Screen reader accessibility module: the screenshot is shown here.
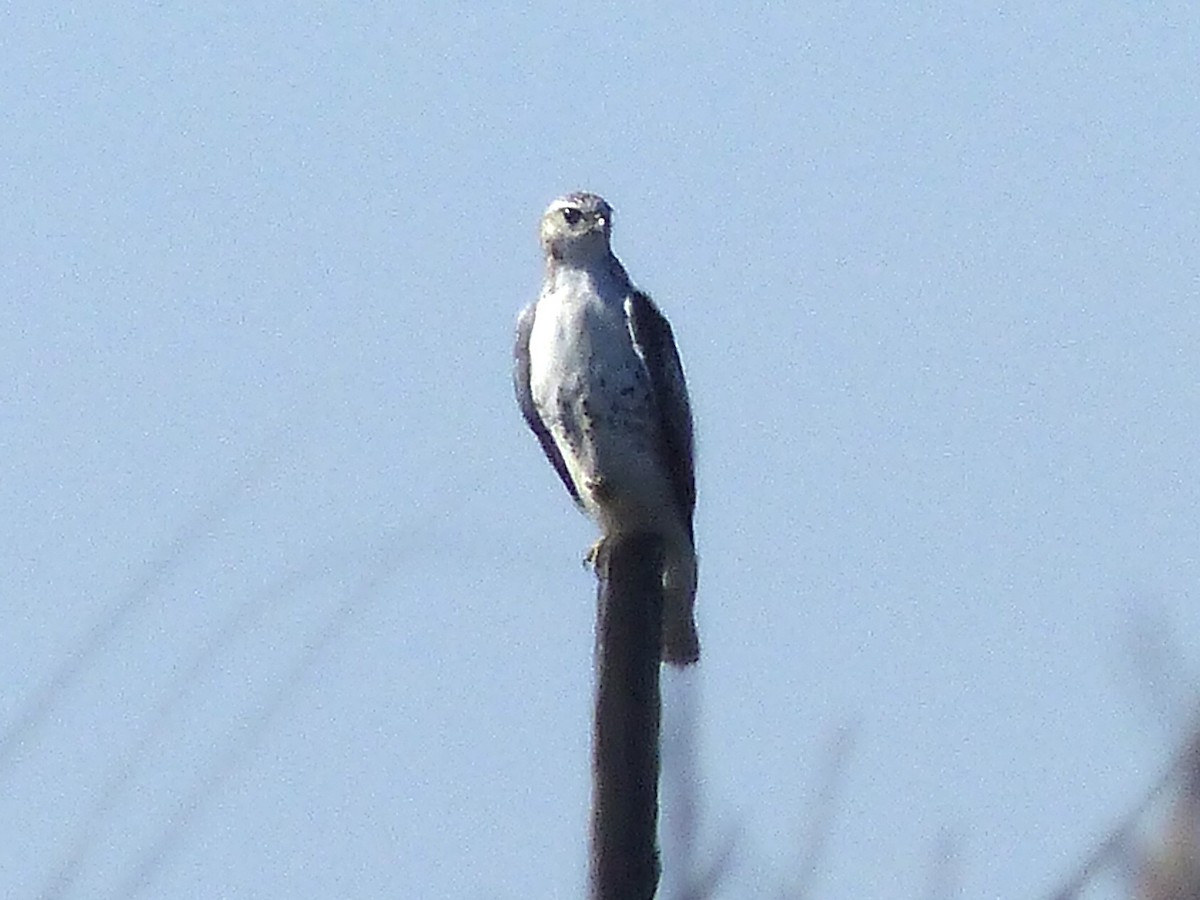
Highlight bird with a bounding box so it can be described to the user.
[513,191,699,665]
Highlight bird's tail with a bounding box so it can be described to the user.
[662,540,699,666]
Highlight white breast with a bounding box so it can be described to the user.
[528,268,639,413]
[528,266,669,531]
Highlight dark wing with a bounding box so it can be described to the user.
[626,291,696,538]
[513,302,583,506]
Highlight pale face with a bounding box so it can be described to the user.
[539,192,614,261]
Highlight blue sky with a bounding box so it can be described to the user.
[3,3,1199,898]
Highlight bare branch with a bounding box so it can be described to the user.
[1047,727,1200,900]
[786,722,856,900]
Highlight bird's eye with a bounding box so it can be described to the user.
[562,208,583,226]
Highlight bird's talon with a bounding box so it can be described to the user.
[583,538,606,570]
[585,476,613,502]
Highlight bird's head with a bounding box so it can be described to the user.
[539,192,614,263]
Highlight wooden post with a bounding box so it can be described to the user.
[589,532,664,900]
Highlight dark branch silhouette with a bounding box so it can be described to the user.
[590,532,665,900]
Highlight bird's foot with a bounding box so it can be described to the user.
[584,475,614,502]
[582,537,607,571]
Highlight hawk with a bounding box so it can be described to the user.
[513,192,699,665]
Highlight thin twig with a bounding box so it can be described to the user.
[1047,727,1200,900]
[788,722,856,900]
